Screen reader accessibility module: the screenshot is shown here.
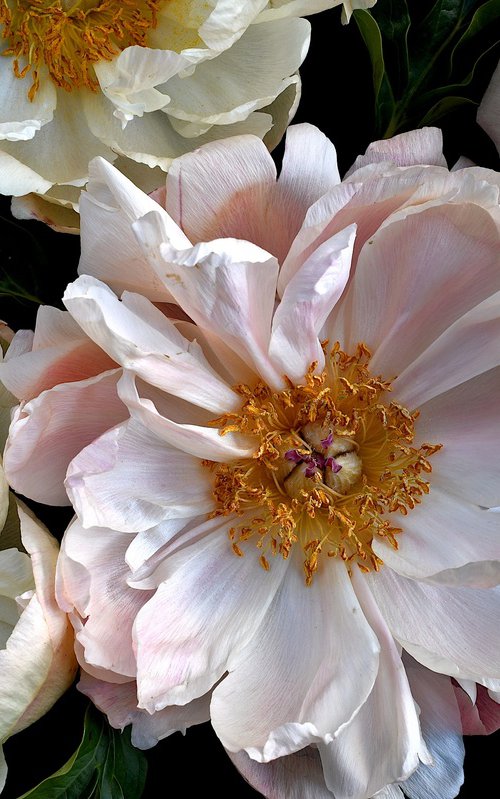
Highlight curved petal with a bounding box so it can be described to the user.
[372,486,500,588]
[66,419,213,532]
[345,128,446,178]
[477,60,500,156]
[3,369,125,505]
[454,683,500,736]
[318,571,425,799]
[0,62,56,142]
[134,522,289,711]
[211,558,380,761]
[228,746,333,799]
[366,568,500,688]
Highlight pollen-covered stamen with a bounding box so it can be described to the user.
[1,0,163,99]
[205,343,442,586]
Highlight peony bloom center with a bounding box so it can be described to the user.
[1,0,164,99]
[205,344,442,586]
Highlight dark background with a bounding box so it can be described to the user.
[1,2,499,797]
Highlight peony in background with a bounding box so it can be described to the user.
[0,1,499,798]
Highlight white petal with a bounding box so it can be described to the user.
[134,523,289,710]
[211,558,380,761]
[66,419,213,532]
[477,61,500,156]
[0,62,56,141]
[228,746,333,799]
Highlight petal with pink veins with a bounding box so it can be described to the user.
[65,419,213,532]
[345,128,446,178]
[210,558,380,761]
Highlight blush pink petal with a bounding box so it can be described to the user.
[477,60,500,156]
[134,523,289,711]
[345,128,447,177]
[63,276,239,414]
[372,486,500,588]
[78,673,211,749]
[65,419,213,532]
[79,156,190,301]
[366,569,500,689]
[415,367,500,507]
[334,203,500,376]
[268,225,355,381]
[117,371,254,462]
[318,572,426,799]
[454,683,500,736]
[228,746,333,799]
[392,292,500,409]
[3,369,125,505]
[210,559,380,761]
[0,307,115,401]
[57,518,153,678]
[132,210,284,386]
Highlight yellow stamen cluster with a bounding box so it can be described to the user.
[1,0,163,100]
[204,343,442,586]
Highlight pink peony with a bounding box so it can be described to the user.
[5,124,500,798]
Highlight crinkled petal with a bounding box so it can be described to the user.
[66,418,213,532]
[346,128,446,178]
[134,523,289,710]
[211,558,380,761]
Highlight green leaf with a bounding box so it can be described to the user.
[16,706,147,799]
[353,10,396,135]
[451,0,500,68]
[372,0,411,92]
[417,95,476,126]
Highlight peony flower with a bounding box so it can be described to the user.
[477,60,500,157]
[0,0,375,233]
[6,123,500,798]
[0,490,77,790]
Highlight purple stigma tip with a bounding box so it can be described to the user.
[304,463,317,478]
[285,449,303,463]
[325,456,342,473]
[321,432,334,449]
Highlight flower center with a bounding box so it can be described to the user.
[1,0,164,100]
[204,343,442,586]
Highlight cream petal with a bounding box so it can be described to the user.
[269,224,356,381]
[160,19,309,127]
[199,1,267,50]
[11,190,81,233]
[211,558,380,761]
[318,572,424,799]
[64,276,239,414]
[58,518,152,678]
[118,371,253,462]
[0,62,56,141]
[0,549,33,599]
[366,569,500,688]
[338,203,500,376]
[134,524,289,711]
[133,211,283,386]
[393,292,500,408]
[257,1,367,22]
[414,367,500,507]
[65,419,213,532]
[3,369,125,506]
[228,746,333,799]
[78,672,211,749]
[477,60,500,156]
[346,128,447,178]
[402,661,464,799]
[372,486,500,587]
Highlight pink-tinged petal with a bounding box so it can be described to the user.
[132,209,284,387]
[3,369,125,505]
[0,506,77,743]
[174,320,259,385]
[319,572,425,799]
[454,683,500,736]
[57,518,153,678]
[477,61,500,156]
[134,522,289,711]
[64,276,239,414]
[228,746,333,799]
[118,371,253,462]
[210,558,380,761]
[165,134,277,245]
[372,486,500,588]
[79,156,190,301]
[366,569,500,688]
[79,673,211,749]
[403,660,464,799]
[268,225,355,381]
[346,128,446,177]
[278,123,340,215]
[415,367,500,507]
[393,293,500,409]
[66,419,213,532]
[0,307,115,401]
[337,203,500,376]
